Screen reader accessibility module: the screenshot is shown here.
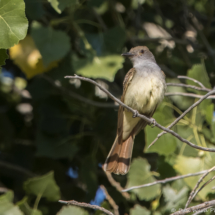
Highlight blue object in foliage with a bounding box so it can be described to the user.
[67,167,79,179]
[90,186,106,206]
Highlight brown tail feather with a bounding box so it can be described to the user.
[103,135,134,175]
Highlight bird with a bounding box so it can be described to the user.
[103,46,166,175]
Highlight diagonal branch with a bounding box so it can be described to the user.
[165,92,215,99]
[59,200,114,215]
[122,169,214,192]
[65,75,215,152]
[185,166,215,208]
[148,88,215,149]
[170,199,215,215]
[166,83,211,92]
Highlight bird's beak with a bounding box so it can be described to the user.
[121,52,134,57]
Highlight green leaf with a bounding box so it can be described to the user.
[73,55,124,82]
[0,191,24,215]
[187,63,211,91]
[31,21,71,66]
[126,158,161,201]
[0,49,8,66]
[166,78,194,110]
[57,205,89,215]
[162,185,188,212]
[206,103,214,125]
[130,205,150,215]
[18,197,42,215]
[174,154,215,200]
[23,171,61,201]
[48,0,78,14]
[145,102,177,155]
[0,0,28,49]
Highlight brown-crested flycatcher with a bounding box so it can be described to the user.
[103,46,166,175]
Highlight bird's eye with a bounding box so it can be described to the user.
[140,50,144,54]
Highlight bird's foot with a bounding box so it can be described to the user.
[150,118,156,127]
[132,110,139,118]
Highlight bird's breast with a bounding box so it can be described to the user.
[124,70,166,114]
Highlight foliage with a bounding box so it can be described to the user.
[1,0,215,215]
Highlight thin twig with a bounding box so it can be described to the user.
[166,83,211,92]
[104,171,130,199]
[122,169,213,192]
[42,75,117,108]
[165,92,215,99]
[185,166,215,208]
[170,199,215,215]
[0,161,36,177]
[148,88,215,148]
[101,185,119,215]
[177,76,206,89]
[65,75,215,152]
[58,200,114,215]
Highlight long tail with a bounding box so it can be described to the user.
[103,135,134,175]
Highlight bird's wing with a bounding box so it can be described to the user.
[117,68,136,145]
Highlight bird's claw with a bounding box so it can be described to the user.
[132,110,139,118]
[150,118,156,127]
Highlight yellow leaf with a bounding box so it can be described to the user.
[9,36,58,79]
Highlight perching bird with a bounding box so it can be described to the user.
[103,46,166,175]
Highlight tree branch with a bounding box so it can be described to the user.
[166,83,211,92]
[177,76,207,89]
[104,170,130,199]
[101,185,119,215]
[165,92,215,99]
[170,199,215,215]
[122,169,213,192]
[58,200,114,215]
[65,75,215,152]
[148,88,215,149]
[185,166,215,208]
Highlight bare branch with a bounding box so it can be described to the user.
[166,83,211,92]
[170,199,215,215]
[101,185,119,215]
[58,200,114,215]
[165,92,215,99]
[104,170,130,199]
[122,169,212,192]
[65,75,215,152]
[148,88,215,149]
[185,166,215,208]
[177,76,207,89]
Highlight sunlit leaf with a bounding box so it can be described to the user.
[186,63,211,91]
[57,205,89,215]
[0,191,24,215]
[31,21,71,66]
[10,36,58,79]
[0,0,28,49]
[130,205,150,215]
[126,158,161,201]
[162,185,188,212]
[174,154,215,200]
[73,55,124,82]
[48,0,78,14]
[23,171,61,201]
[145,102,177,155]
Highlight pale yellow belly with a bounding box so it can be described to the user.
[122,73,165,140]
